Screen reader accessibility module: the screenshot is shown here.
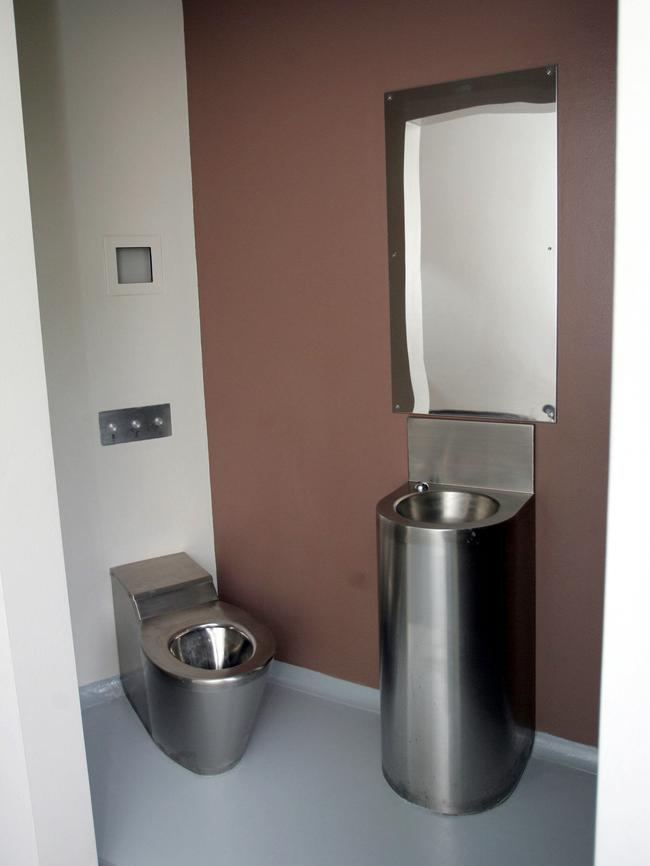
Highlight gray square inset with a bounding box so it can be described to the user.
[105,235,163,295]
[116,246,153,284]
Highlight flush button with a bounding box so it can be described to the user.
[99,404,172,446]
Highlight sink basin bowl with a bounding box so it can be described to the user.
[395,489,499,525]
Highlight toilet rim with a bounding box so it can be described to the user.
[140,599,276,684]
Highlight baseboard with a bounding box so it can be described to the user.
[267,662,598,773]
[79,675,123,709]
[269,660,381,713]
[79,663,597,775]
[531,730,598,775]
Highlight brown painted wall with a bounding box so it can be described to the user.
[183,0,615,745]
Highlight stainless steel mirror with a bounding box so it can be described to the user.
[385,66,557,422]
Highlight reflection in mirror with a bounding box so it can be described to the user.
[386,67,558,422]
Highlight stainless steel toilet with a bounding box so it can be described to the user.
[111,552,275,775]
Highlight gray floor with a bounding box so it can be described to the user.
[83,683,596,866]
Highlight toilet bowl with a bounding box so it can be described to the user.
[111,552,275,775]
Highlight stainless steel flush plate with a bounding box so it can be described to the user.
[99,403,172,445]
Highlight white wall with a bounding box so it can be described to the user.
[0,0,97,861]
[408,104,557,420]
[16,0,216,686]
[0,577,40,866]
[595,1,650,864]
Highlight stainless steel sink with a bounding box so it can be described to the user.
[394,488,499,525]
[381,481,529,531]
[377,479,535,815]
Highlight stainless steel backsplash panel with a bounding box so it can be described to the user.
[407,417,534,493]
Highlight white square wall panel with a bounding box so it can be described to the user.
[104,235,163,295]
